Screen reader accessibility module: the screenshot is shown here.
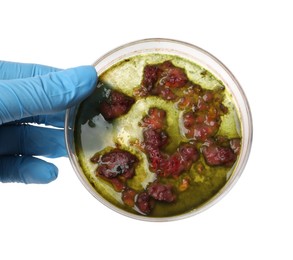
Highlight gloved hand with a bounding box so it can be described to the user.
[0,61,97,184]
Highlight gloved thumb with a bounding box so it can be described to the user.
[0,65,97,124]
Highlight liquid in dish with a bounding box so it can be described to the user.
[74,54,242,217]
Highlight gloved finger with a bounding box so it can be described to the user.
[5,111,66,128]
[0,65,97,125]
[0,156,58,184]
[0,125,66,158]
[0,61,60,80]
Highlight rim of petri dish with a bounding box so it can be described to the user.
[65,38,253,222]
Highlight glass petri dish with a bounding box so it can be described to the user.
[65,38,253,221]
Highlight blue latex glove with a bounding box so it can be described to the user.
[0,61,97,184]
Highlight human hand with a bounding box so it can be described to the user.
[0,61,97,184]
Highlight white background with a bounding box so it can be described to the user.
[1,0,292,259]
